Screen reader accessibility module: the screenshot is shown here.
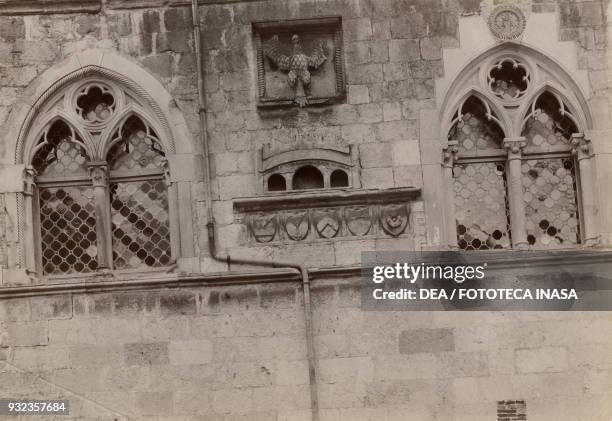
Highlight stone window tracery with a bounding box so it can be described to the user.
[443,50,595,250]
[25,80,176,276]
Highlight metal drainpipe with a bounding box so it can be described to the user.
[190,2,320,420]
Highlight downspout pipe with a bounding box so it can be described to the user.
[190,2,319,420]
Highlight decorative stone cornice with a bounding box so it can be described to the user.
[234,187,420,213]
[0,0,101,15]
[2,249,611,299]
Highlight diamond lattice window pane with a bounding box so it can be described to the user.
[39,186,98,274]
[454,162,511,250]
[522,158,580,249]
[522,91,578,148]
[107,116,165,171]
[32,120,89,177]
[449,96,505,154]
[110,180,172,269]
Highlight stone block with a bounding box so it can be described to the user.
[389,39,420,62]
[0,164,24,193]
[383,102,402,121]
[2,321,48,347]
[346,41,371,64]
[12,345,70,370]
[160,290,197,316]
[347,63,383,84]
[370,40,389,63]
[70,344,122,368]
[259,285,297,310]
[420,37,442,60]
[394,164,423,188]
[141,10,160,33]
[348,84,369,104]
[437,351,489,378]
[164,7,192,32]
[398,328,454,354]
[0,17,25,41]
[515,347,569,373]
[360,167,394,189]
[376,119,418,142]
[30,295,72,320]
[124,342,169,366]
[168,339,213,365]
[112,292,157,316]
[211,388,253,414]
[344,18,372,41]
[390,15,427,39]
[391,139,421,166]
[142,53,173,78]
[135,391,173,416]
[0,297,30,322]
[156,31,192,53]
[359,142,392,168]
[357,103,383,123]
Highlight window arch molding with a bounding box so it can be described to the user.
[442,87,512,141]
[438,42,593,141]
[7,50,199,276]
[440,43,597,250]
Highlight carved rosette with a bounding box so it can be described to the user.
[487,5,526,41]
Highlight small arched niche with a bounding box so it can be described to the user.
[267,173,287,191]
[330,169,349,188]
[292,166,324,190]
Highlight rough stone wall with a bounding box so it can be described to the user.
[1,282,611,420]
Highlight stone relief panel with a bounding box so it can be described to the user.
[234,189,420,245]
[253,17,345,108]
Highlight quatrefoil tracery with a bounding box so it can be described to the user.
[75,83,116,125]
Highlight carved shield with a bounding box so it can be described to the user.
[249,214,278,243]
[284,210,310,241]
[345,206,372,236]
[313,209,341,239]
[379,204,409,237]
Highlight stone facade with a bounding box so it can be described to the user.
[0,0,611,420]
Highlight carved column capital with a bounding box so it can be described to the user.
[161,158,172,187]
[442,140,459,168]
[570,133,592,160]
[88,162,109,187]
[23,166,37,196]
[503,137,527,160]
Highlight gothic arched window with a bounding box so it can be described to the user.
[442,50,595,251]
[25,80,176,276]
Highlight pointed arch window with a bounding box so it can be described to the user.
[444,86,594,250]
[448,95,511,250]
[25,80,177,277]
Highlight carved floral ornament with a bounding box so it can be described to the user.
[487,5,526,41]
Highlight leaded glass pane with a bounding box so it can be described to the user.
[522,92,578,148]
[39,186,97,275]
[32,121,89,177]
[110,180,172,269]
[107,116,165,171]
[454,162,511,250]
[522,158,580,249]
[448,96,505,154]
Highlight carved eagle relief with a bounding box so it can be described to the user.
[263,34,327,106]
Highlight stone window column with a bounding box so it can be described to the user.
[88,162,112,270]
[23,166,38,273]
[571,133,598,246]
[442,140,459,248]
[503,137,528,249]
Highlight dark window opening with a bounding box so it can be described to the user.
[292,165,324,190]
[267,173,287,191]
[330,169,349,188]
